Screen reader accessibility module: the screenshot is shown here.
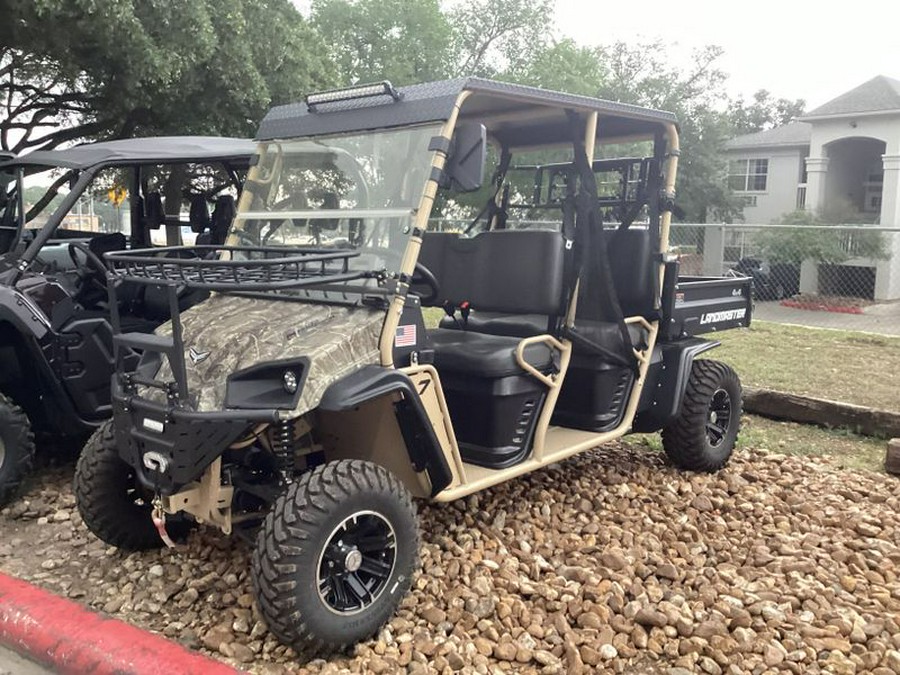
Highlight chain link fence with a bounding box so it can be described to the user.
[671,223,900,336]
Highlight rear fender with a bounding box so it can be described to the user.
[632,337,719,433]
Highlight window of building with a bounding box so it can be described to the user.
[728,158,768,192]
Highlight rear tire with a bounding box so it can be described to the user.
[0,392,35,508]
[252,459,419,654]
[662,359,741,472]
[74,420,192,550]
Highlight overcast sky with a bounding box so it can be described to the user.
[557,0,900,109]
[295,0,900,110]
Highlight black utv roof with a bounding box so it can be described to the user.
[257,78,677,147]
[0,136,256,171]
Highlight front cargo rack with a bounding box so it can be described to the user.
[104,245,367,292]
[104,245,375,405]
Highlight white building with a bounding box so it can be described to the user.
[725,75,900,299]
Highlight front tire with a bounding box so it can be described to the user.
[74,421,191,550]
[252,459,419,654]
[0,392,35,507]
[662,359,742,471]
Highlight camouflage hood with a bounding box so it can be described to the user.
[156,294,384,415]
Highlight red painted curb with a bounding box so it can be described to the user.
[0,572,242,675]
[780,299,864,314]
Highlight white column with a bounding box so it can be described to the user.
[874,154,900,300]
[800,157,830,295]
[804,157,829,214]
[703,225,726,276]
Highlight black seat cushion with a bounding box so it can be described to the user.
[438,312,549,338]
[428,329,553,378]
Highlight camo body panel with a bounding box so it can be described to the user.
[154,294,384,415]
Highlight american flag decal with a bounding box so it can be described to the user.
[394,324,417,347]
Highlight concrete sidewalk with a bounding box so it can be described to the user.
[754,299,900,336]
[0,643,51,675]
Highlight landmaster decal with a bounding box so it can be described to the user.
[699,308,747,325]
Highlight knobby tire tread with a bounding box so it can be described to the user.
[252,459,419,655]
[0,392,35,508]
[661,359,742,472]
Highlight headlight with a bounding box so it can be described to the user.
[283,370,298,394]
[224,358,309,410]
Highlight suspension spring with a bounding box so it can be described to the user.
[273,419,294,472]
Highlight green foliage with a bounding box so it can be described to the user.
[727,90,806,134]
[310,0,451,85]
[4,0,810,225]
[1,0,335,151]
[755,209,888,265]
[508,39,606,96]
[448,0,554,76]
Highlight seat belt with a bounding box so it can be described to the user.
[464,148,511,235]
[565,111,638,373]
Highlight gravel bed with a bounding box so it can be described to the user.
[2,444,900,675]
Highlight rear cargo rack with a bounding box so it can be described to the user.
[104,245,367,292]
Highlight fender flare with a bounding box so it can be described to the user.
[632,337,720,433]
[319,365,453,497]
[0,286,50,340]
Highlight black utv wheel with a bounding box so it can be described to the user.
[252,459,419,654]
[0,393,35,508]
[74,421,192,550]
[662,359,742,472]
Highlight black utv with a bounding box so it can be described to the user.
[0,137,254,505]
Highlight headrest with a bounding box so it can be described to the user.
[212,195,236,225]
[188,194,211,234]
[144,192,164,230]
[209,195,237,245]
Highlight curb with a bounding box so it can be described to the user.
[744,386,900,438]
[0,572,241,675]
[779,299,864,314]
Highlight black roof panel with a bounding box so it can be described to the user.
[0,136,256,171]
[256,78,676,143]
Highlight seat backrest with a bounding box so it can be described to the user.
[188,194,211,234]
[209,195,236,245]
[420,230,566,316]
[608,227,656,317]
[144,192,165,230]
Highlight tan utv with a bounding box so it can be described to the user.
[74,79,751,653]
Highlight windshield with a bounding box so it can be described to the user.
[228,124,440,288]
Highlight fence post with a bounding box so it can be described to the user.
[703,224,726,276]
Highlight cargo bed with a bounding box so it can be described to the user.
[662,274,752,339]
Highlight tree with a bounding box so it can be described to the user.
[310,0,451,85]
[510,39,607,96]
[0,0,335,152]
[449,0,554,77]
[727,90,806,134]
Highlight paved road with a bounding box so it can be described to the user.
[754,299,900,336]
[0,644,51,675]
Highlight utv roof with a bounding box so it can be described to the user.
[0,136,256,171]
[257,78,677,148]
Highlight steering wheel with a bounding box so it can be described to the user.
[410,262,439,304]
[355,246,440,304]
[68,242,109,288]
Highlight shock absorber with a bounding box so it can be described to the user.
[272,419,294,475]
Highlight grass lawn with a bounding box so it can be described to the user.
[710,321,900,411]
[627,414,887,473]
